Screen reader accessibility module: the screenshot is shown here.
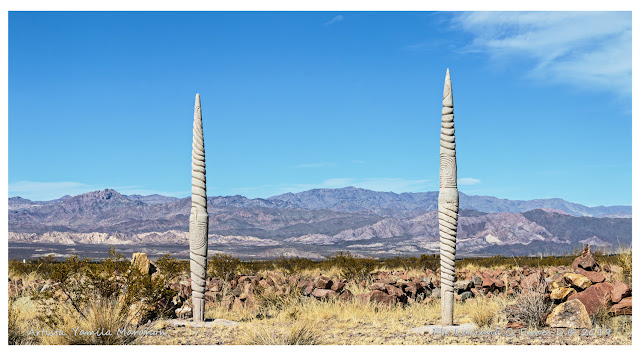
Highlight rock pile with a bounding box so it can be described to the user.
[546,246,632,327]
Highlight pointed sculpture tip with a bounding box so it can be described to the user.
[443,68,453,106]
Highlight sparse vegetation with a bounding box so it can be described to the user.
[208,253,241,282]
[511,275,553,328]
[8,249,632,345]
[238,320,323,345]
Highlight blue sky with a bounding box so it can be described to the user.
[8,11,632,206]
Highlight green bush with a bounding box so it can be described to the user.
[208,253,241,282]
[325,251,377,281]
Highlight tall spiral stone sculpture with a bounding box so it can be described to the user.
[439,69,458,326]
[189,93,208,322]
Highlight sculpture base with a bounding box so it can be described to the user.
[407,323,476,335]
[169,319,239,328]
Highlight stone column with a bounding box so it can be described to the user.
[438,69,458,326]
[189,93,208,322]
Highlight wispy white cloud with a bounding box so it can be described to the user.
[458,177,481,186]
[352,160,365,164]
[295,162,334,168]
[451,11,631,96]
[8,181,189,201]
[324,15,344,26]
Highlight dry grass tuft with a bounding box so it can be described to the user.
[8,297,40,345]
[469,299,500,327]
[238,320,323,345]
[614,248,632,286]
[42,299,138,345]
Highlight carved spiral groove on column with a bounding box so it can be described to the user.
[191,101,207,212]
[439,69,458,323]
[189,94,208,320]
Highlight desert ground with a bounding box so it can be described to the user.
[8,248,632,345]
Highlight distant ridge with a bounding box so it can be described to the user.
[9,187,631,258]
[10,186,631,218]
[267,186,629,217]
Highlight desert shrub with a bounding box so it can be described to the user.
[383,256,418,271]
[120,268,179,324]
[324,252,377,281]
[155,253,185,278]
[273,256,314,275]
[511,277,552,328]
[32,248,179,333]
[208,253,241,282]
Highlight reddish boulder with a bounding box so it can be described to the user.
[315,276,332,289]
[265,276,276,286]
[567,282,613,315]
[302,283,314,296]
[369,282,387,291]
[232,297,244,311]
[404,281,425,298]
[571,251,600,272]
[312,288,339,299]
[259,279,271,289]
[575,267,606,284]
[385,284,404,297]
[339,289,354,302]
[204,291,219,302]
[611,281,631,303]
[521,271,544,291]
[362,290,397,306]
[609,297,632,315]
[220,295,234,310]
[331,280,346,293]
[506,321,526,329]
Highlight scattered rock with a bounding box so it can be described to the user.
[312,288,338,299]
[131,252,157,275]
[220,295,234,310]
[175,304,192,319]
[550,287,576,302]
[611,281,631,303]
[506,321,526,329]
[339,289,354,302]
[522,271,544,290]
[331,280,346,293]
[571,246,600,272]
[609,297,632,316]
[567,282,613,315]
[563,273,592,290]
[460,291,474,302]
[454,280,473,293]
[574,268,606,284]
[315,276,332,289]
[546,299,592,329]
[367,290,397,305]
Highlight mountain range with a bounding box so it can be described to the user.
[8,187,632,259]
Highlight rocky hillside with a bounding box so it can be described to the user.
[8,188,632,258]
